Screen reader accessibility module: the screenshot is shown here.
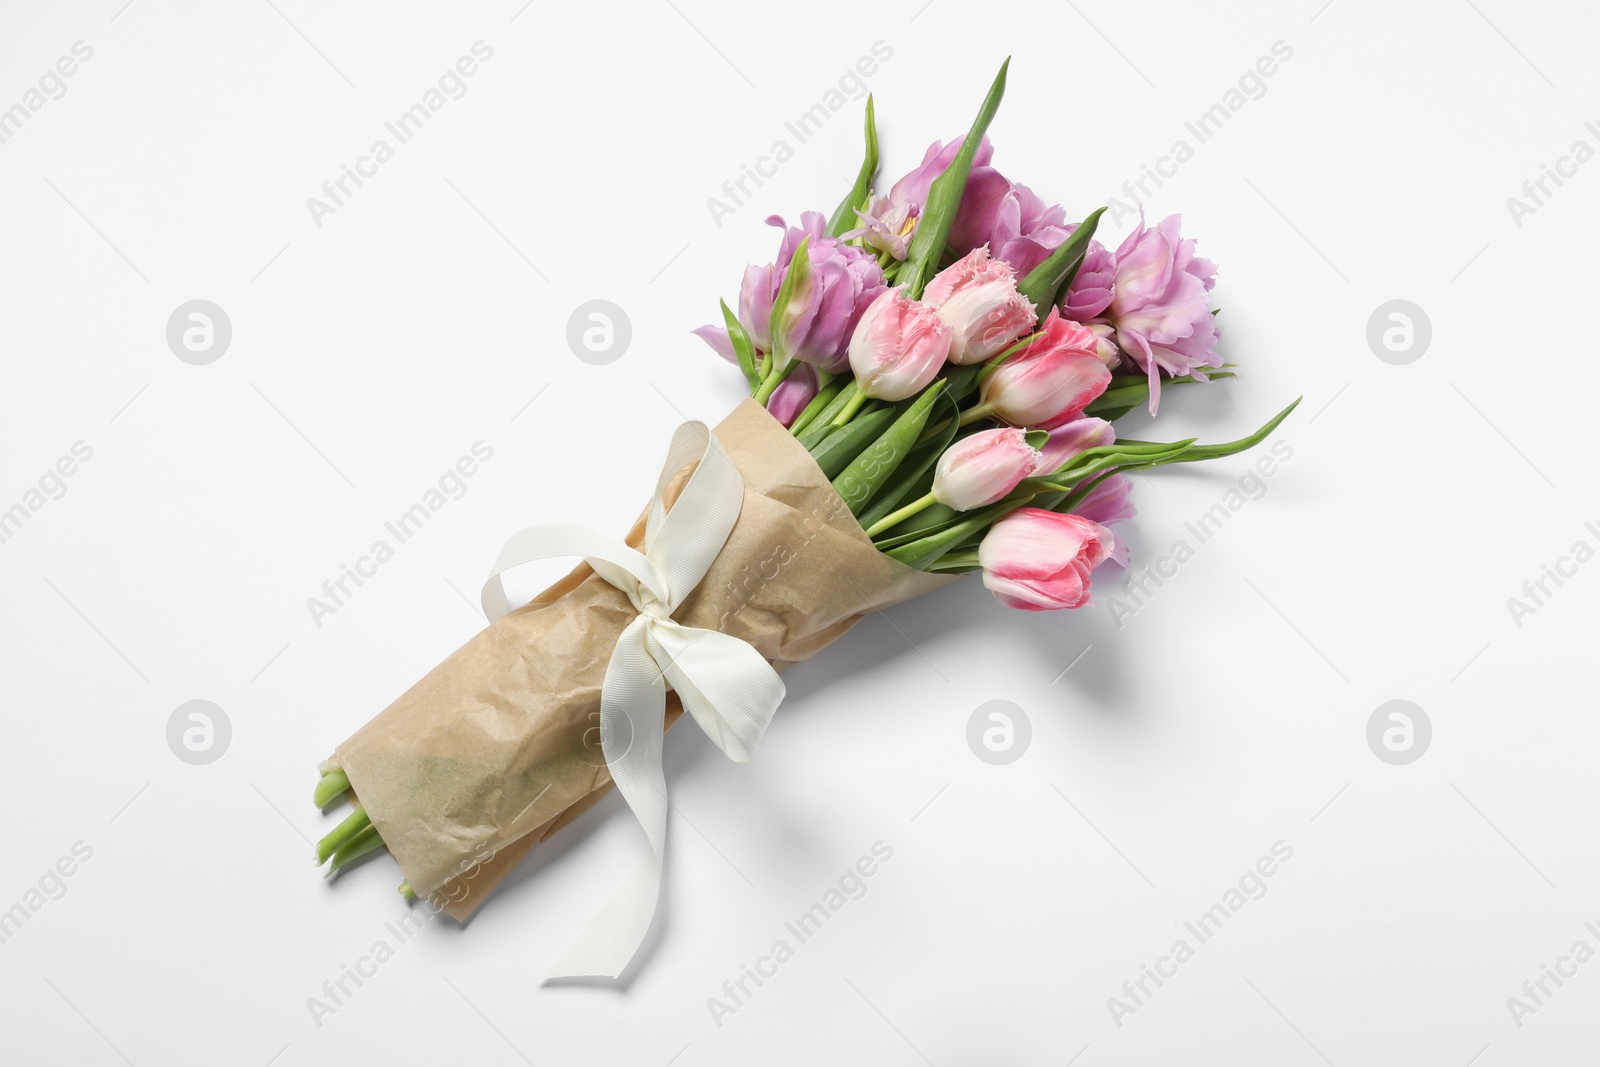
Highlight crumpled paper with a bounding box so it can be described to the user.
[334,399,954,919]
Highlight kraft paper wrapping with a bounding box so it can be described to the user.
[334,399,954,919]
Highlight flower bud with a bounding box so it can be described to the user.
[931,427,1041,511]
[766,363,818,427]
[977,309,1110,429]
[847,288,953,401]
[978,508,1115,611]
[924,247,1038,364]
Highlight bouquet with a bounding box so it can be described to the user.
[310,59,1296,978]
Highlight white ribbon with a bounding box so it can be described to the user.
[479,420,785,978]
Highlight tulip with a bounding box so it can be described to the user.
[949,173,1072,279]
[1036,417,1115,475]
[1057,213,1222,413]
[978,508,1114,611]
[845,137,993,261]
[932,427,1041,511]
[1058,237,1115,321]
[924,247,1038,365]
[1085,322,1119,366]
[863,136,1073,277]
[694,211,885,375]
[845,193,919,261]
[846,288,953,402]
[972,309,1111,429]
[765,363,818,427]
[1071,474,1134,567]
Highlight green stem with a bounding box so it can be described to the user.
[399,880,416,901]
[316,807,370,866]
[831,388,871,428]
[753,359,795,404]
[864,491,938,538]
[915,416,953,445]
[314,766,351,810]
[327,824,385,875]
[976,329,1044,384]
[789,377,845,437]
[956,401,996,427]
[927,549,981,572]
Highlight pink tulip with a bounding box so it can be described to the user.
[978,508,1115,611]
[848,288,953,401]
[977,309,1111,429]
[931,427,1041,511]
[1036,417,1115,474]
[924,247,1038,365]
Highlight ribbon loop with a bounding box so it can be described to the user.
[478,420,786,978]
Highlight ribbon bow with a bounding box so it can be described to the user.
[480,421,785,978]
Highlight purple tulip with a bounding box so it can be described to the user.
[1059,235,1116,321]
[1059,213,1223,413]
[950,172,1071,279]
[1036,417,1115,474]
[695,212,885,375]
[1072,473,1135,568]
[765,362,819,427]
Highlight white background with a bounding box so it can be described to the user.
[1,0,1595,1063]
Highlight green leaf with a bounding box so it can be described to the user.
[873,502,961,549]
[722,299,760,392]
[886,496,1033,569]
[943,362,984,403]
[828,96,879,237]
[808,406,898,479]
[857,394,961,529]
[1118,397,1302,464]
[1083,370,1238,417]
[900,59,1010,299]
[975,328,1044,386]
[832,382,946,515]
[1016,206,1105,316]
[767,235,813,368]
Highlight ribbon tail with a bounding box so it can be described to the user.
[538,852,661,979]
[651,624,784,763]
[540,618,669,980]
